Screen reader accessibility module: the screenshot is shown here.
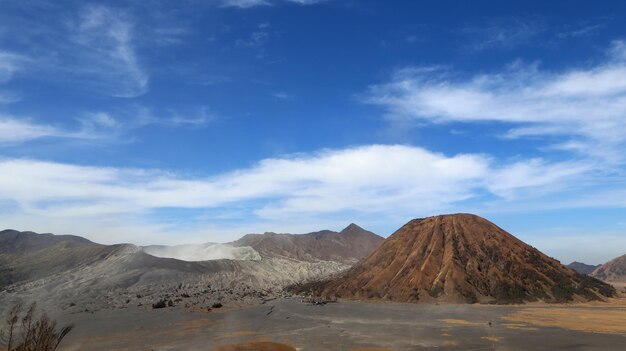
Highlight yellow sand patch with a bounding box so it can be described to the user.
[502,323,538,331]
[215,339,297,351]
[502,307,626,334]
[481,336,500,342]
[215,331,258,340]
[440,318,485,326]
[349,348,393,351]
[442,340,458,346]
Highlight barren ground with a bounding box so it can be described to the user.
[42,297,626,351]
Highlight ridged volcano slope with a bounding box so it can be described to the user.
[232,223,383,263]
[313,214,615,304]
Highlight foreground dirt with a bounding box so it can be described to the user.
[48,297,626,350]
[501,296,626,334]
[214,340,297,351]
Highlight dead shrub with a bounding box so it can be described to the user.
[0,302,73,351]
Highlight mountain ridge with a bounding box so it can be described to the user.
[591,254,626,282]
[232,223,384,263]
[567,261,601,275]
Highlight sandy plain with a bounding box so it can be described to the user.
[48,296,626,351]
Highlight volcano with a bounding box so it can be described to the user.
[310,214,615,304]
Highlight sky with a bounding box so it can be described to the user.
[0,0,625,264]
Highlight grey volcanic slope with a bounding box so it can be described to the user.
[592,254,626,282]
[232,223,384,263]
[310,214,615,304]
[1,225,381,311]
[0,229,117,288]
[568,261,601,275]
[0,229,94,254]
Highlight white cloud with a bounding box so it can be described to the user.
[464,18,544,51]
[272,91,292,100]
[221,0,326,8]
[486,159,592,199]
[284,0,327,4]
[221,0,272,8]
[0,51,28,83]
[70,5,148,97]
[0,144,591,244]
[0,115,122,144]
[0,105,215,146]
[365,41,626,162]
[0,118,65,143]
[0,91,20,104]
[236,24,271,58]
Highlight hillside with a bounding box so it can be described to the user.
[592,254,626,282]
[567,261,601,275]
[232,223,384,263]
[0,229,116,288]
[308,214,615,304]
[0,229,95,254]
[1,225,381,312]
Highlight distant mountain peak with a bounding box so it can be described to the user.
[567,261,600,275]
[232,226,383,263]
[591,254,626,282]
[342,223,364,232]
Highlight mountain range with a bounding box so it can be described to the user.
[0,224,383,312]
[1,214,622,310]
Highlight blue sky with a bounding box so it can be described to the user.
[1,0,625,264]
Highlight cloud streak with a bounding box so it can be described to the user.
[0,51,28,83]
[221,0,327,8]
[0,144,594,244]
[364,41,626,162]
[70,5,148,97]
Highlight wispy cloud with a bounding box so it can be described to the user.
[221,0,327,8]
[284,0,328,4]
[0,115,119,144]
[221,0,272,8]
[555,24,604,39]
[272,91,293,100]
[236,23,272,59]
[0,51,28,83]
[0,105,215,146]
[69,5,148,97]
[0,91,20,104]
[132,106,216,129]
[0,144,593,243]
[364,40,626,163]
[0,118,67,143]
[463,18,545,51]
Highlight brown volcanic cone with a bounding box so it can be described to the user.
[312,214,615,304]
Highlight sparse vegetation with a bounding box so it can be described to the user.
[409,288,420,301]
[492,283,526,304]
[551,284,575,303]
[0,302,73,351]
[428,286,444,298]
[152,299,174,309]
